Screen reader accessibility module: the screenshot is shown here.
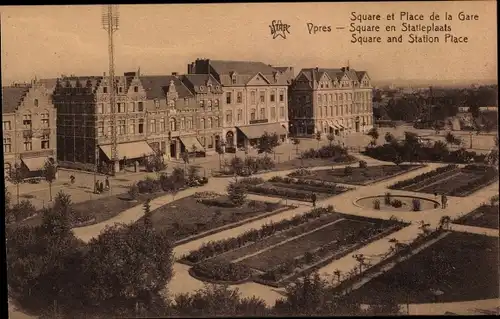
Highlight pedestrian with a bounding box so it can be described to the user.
[95,181,100,194]
[311,193,317,208]
[105,176,110,191]
[99,181,104,193]
[70,175,75,184]
[442,194,448,209]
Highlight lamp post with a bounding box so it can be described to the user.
[469,131,473,149]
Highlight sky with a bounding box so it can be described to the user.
[1,1,497,85]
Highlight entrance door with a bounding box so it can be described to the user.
[355,121,360,132]
[170,142,176,158]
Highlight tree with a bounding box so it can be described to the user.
[229,156,245,176]
[333,269,342,284]
[143,199,152,229]
[315,132,322,148]
[167,167,186,200]
[42,159,57,202]
[8,163,25,204]
[82,222,174,316]
[452,136,463,149]
[438,215,451,230]
[181,152,189,172]
[257,132,280,158]
[384,132,395,144]
[352,253,367,275]
[145,152,167,174]
[326,133,335,146]
[292,137,301,155]
[191,144,198,163]
[367,127,379,145]
[42,191,73,235]
[226,181,247,206]
[445,131,456,149]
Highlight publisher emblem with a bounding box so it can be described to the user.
[269,20,291,39]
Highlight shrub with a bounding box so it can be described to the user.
[239,177,265,185]
[137,177,161,193]
[344,166,354,176]
[384,192,391,205]
[191,260,252,282]
[289,168,312,177]
[390,165,458,189]
[300,144,349,159]
[8,200,38,223]
[127,183,139,200]
[390,199,403,208]
[246,185,314,201]
[199,198,236,208]
[256,156,275,171]
[373,199,381,210]
[265,202,281,212]
[359,160,368,169]
[193,191,219,199]
[412,199,421,211]
[227,181,247,206]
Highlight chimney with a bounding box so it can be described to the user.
[341,67,346,72]
[315,67,319,71]
[346,66,350,71]
[172,72,178,77]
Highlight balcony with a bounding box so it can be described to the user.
[249,119,269,124]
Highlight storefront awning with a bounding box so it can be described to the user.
[237,123,288,139]
[100,141,154,160]
[22,157,48,171]
[180,136,204,152]
[337,123,346,129]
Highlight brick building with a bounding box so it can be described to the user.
[187,59,291,148]
[289,66,374,137]
[2,81,57,181]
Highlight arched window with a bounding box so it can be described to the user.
[214,117,219,128]
[200,118,205,129]
[34,99,39,107]
[250,109,256,121]
[207,118,212,129]
[180,117,185,129]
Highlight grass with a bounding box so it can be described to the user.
[212,213,343,263]
[454,204,499,229]
[348,232,499,304]
[17,192,164,228]
[238,219,371,271]
[303,165,423,186]
[273,156,358,171]
[139,195,287,242]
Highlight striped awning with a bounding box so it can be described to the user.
[22,157,48,171]
[100,141,154,160]
[180,136,204,152]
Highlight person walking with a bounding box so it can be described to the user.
[105,176,110,191]
[311,193,317,208]
[95,181,100,194]
[442,194,448,209]
[99,181,104,193]
[70,175,75,185]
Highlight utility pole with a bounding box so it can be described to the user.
[102,5,120,175]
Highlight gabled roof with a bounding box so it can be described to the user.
[181,74,222,94]
[297,68,368,83]
[209,60,277,76]
[2,86,31,113]
[37,78,59,93]
[139,75,193,99]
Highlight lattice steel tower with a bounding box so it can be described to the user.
[101,5,120,173]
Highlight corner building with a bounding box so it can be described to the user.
[289,66,374,137]
[2,81,57,181]
[187,59,292,149]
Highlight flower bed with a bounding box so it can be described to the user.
[190,260,252,283]
[246,184,341,201]
[269,176,343,189]
[180,206,335,264]
[389,165,458,189]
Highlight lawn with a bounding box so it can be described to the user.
[238,219,370,271]
[301,165,423,186]
[273,156,357,171]
[139,194,288,242]
[454,204,499,229]
[16,192,164,228]
[212,213,343,263]
[348,232,499,304]
[401,167,498,197]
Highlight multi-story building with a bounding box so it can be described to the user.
[289,66,374,137]
[48,71,224,174]
[187,59,291,148]
[2,81,57,180]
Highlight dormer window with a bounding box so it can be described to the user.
[168,100,175,108]
[320,84,324,88]
[200,100,205,107]
[184,98,189,106]
[34,99,39,107]
[154,99,160,109]
[232,77,237,85]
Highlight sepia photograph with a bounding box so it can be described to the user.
[1,1,498,318]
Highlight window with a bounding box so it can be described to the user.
[250,109,256,121]
[349,93,353,100]
[251,91,256,104]
[280,107,285,118]
[160,118,165,132]
[180,117,185,129]
[226,92,232,104]
[41,113,49,127]
[134,86,138,92]
[107,125,112,137]
[138,119,144,133]
[232,77,237,84]
[330,106,333,117]
[187,118,193,129]
[324,106,328,117]
[34,99,39,107]
[214,117,219,127]
[138,102,144,112]
[24,138,32,151]
[127,102,134,112]
[168,100,175,108]
[23,114,32,128]
[207,118,212,128]
[271,107,276,120]
[103,87,108,93]
[128,120,135,134]
[149,119,156,133]
[118,120,126,134]
[200,100,205,108]
[260,108,266,119]
[3,138,12,153]
[237,92,243,103]
[259,91,265,103]
[235,109,241,122]
[154,100,160,109]
[336,105,339,116]
[119,87,123,93]
[207,100,212,108]
[208,136,214,148]
[318,94,322,104]
[106,103,111,114]
[97,103,103,114]
[118,103,125,113]
[200,118,205,129]
[270,92,275,102]
[279,92,284,102]
[170,118,177,131]
[339,94,343,101]
[3,121,11,130]
[214,99,219,107]
[226,111,232,124]
[184,98,189,106]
